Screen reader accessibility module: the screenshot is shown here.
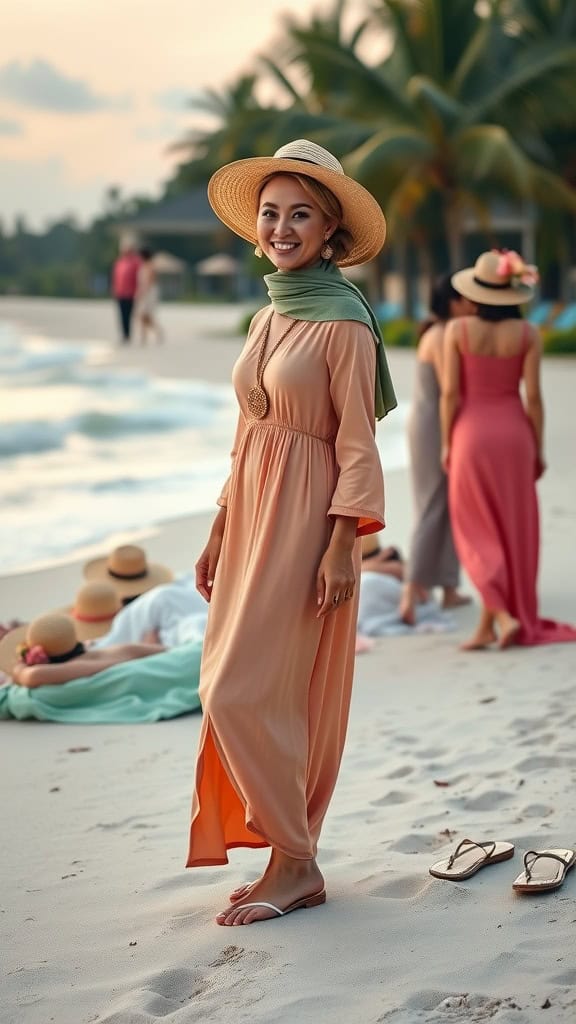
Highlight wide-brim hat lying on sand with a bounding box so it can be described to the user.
[0,589,120,675]
[207,139,386,268]
[83,544,173,598]
[0,613,88,677]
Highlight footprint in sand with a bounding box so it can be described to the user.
[98,966,209,1021]
[371,790,413,807]
[551,969,576,986]
[386,765,414,780]
[389,833,446,854]
[355,871,432,900]
[515,755,569,772]
[519,802,554,818]
[458,790,514,811]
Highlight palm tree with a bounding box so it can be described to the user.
[329,0,576,268]
[168,0,576,304]
[168,75,282,191]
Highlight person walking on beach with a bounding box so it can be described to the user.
[111,239,141,343]
[442,250,576,650]
[400,274,475,625]
[136,248,164,344]
[189,139,396,926]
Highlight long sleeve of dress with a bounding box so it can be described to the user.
[326,322,385,536]
[217,410,246,508]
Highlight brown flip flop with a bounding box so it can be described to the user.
[429,838,515,880]
[512,848,576,893]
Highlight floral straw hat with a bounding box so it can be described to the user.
[0,583,122,676]
[0,614,87,677]
[83,544,173,599]
[452,250,538,306]
[207,138,386,268]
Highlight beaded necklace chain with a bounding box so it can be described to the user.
[246,311,298,419]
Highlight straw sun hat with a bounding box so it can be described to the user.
[83,544,173,599]
[0,614,86,677]
[207,139,386,268]
[0,583,122,676]
[452,250,538,306]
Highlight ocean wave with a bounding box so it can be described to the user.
[0,421,64,457]
[2,385,233,457]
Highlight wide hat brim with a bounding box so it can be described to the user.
[0,605,117,677]
[57,605,119,641]
[452,268,535,306]
[207,156,386,268]
[0,625,27,677]
[83,557,173,597]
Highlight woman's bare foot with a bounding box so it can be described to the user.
[442,588,472,610]
[229,879,258,903]
[217,856,324,926]
[496,614,521,650]
[460,626,497,651]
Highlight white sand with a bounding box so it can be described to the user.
[1,299,575,1024]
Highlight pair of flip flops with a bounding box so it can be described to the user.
[429,838,576,893]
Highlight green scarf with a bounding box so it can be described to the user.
[264,260,397,420]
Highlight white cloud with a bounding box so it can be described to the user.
[0,59,131,112]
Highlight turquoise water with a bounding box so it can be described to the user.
[0,322,408,573]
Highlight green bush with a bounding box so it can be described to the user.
[237,312,420,345]
[238,309,260,334]
[542,327,576,354]
[380,318,418,347]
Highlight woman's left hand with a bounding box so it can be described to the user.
[316,545,356,618]
[441,445,451,473]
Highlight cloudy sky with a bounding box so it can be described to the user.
[1,0,365,230]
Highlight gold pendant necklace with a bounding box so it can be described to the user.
[247,311,297,419]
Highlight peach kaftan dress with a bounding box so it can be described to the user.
[187,309,385,866]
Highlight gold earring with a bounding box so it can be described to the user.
[320,239,334,260]
[254,245,263,258]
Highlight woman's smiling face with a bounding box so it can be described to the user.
[256,175,337,272]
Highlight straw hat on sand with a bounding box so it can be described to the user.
[452,250,538,306]
[0,583,122,676]
[0,614,86,677]
[207,139,386,268]
[83,544,173,599]
[62,582,122,639]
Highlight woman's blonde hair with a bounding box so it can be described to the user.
[258,172,354,263]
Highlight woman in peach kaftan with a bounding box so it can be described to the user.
[188,140,395,926]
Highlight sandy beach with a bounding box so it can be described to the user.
[1,298,575,1024]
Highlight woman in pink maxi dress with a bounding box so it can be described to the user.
[188,140,394,927]
[442,250,576,651]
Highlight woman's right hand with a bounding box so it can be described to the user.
[535,454,547,479]
[195,524,225,602]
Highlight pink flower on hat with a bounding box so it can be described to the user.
[20,644,50,665]
[495,249,539,288]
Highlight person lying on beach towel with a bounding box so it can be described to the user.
[358,541,456,636]
[0,614,201,723]
[91,574,208,649]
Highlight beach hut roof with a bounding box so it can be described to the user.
[195,253,241,276]
[153,251,187,274]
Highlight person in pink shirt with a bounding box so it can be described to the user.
[112,239,142,343]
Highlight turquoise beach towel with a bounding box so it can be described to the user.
[0,642,202,723]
